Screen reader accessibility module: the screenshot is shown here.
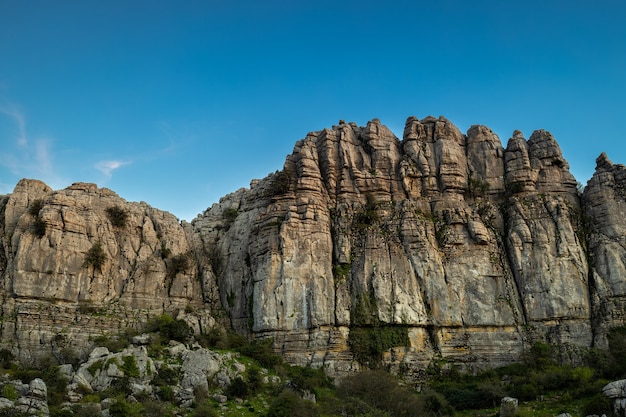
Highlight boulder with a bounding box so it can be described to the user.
[603,379,626,399]
[500,397,518,417]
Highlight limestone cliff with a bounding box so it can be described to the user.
[0,116,624,376]
[0,181,218,363]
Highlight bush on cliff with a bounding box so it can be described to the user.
[147,313,192,342]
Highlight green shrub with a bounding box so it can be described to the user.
[571,365,594,383]
[0,349,15,369]
[267,389,319,417]
[83,241,106,271]
[351,293,378,326]
[584,347,611,377]
[1,384,18,400]
[159,241,172,259]
[87,359,104,376]
[157,384,174,401]
[105,206,129,228]
[166,252,191,280]
[92,333,131,353]
[265,170,291,197]
[237,338,282,368]
[41,366,69,406]
[196,327,228,349]
[351,194,379,231]
[69,403,100,417]
[31,216,47,238]
[11,368,41,383]
[189,402,219,417]
[153,365,179,386]
[431,379,502,410]
[338,369,450,417]
[581,392,612,417]
[607,325,626,378]
[142,400,175,417]
[108,377,131,396]
[507,180,526,194]
[226,376,249,399]
[109,398,142,417]
[28,199,44,216]
[148,313,192,342]
[527,342,555,370]
[348,325,409,365]
[247,365,263,393]
[121,355,140,378]
[420,390,456,417]
[468,177,490,198]
[226,332,249,349]
[223,208,239,221]
[285,365,333,393]
[49,407,73,417]
[332,262,351,282]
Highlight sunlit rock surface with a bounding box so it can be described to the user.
[0,116,624,377]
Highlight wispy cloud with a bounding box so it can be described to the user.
[35,139,53,174]
[0,106,27,146]
[95,160,130,178]
[0,104,65,189]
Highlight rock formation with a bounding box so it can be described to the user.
[0,115,624,377]
[0,180,218,364]
[0,338,274,416]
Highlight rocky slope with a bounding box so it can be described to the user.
[1,115,625,377]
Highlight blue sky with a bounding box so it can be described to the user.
[1,1,625,221]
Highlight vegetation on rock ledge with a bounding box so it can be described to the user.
[105,206,129,228]
[83,241,106,271]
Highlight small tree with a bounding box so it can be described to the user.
[166,253,191,280]
[148,313,192,342]
[31,217,47,238]
[105,206,129,228]
[265,170,291,197]
[28,199,44,216]
[83,241,106,272]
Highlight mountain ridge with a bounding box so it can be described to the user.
[1,115,624,379]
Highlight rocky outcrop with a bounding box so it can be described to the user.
[0,115,624,378]
[603,379,626,416]
[0,180,219,363]
[191,116,603,375]
[0,377,49,416]
[0,338,274,416]
[584,153,626,347]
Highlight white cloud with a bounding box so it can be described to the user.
[36,139,52,171]
[95,160,130,178]
[0,106,27,146]
[0,106,63,188]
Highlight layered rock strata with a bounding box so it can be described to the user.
[191,117,602,375]
[0,116,624,377]
[0,181,217,363]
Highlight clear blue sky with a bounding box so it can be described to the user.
[1,1,625,221]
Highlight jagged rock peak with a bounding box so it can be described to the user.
[528,129,569,170]
[595,152,614,172]
[1,114,624,381]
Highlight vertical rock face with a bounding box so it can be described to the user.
[190,116,611,375]
[0,115,623,377]
[584,153,626,346]
[0,180,217,362]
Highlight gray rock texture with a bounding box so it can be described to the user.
[0,115,624,377]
